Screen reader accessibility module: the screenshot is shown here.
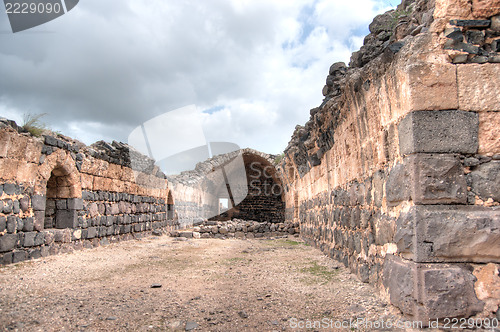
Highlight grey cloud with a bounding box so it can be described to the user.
[0,0,391,161]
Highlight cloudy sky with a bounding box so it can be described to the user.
[0,0,394,172]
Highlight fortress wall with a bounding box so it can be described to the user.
[0,122,174,265]
[169,149,288,228]
[278,0,500,322]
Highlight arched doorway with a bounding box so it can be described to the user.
[210,151,285,223]
[35,149,82,230]
[44,166,80,229]
[167,190,175,221]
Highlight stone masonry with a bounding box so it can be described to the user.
[277,0,500,324]
[0,0,499,324]
[0,120,175,265]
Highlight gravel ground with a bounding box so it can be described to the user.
[0,235,417,331]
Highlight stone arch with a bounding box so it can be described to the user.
[35,149,82,198]
[35,149,82,229]
[211,149,285,222]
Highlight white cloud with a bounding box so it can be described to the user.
[0,0,396,170]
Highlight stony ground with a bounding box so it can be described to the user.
[0,235,417,331]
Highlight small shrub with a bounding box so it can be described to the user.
[22,113,48,137]
[274,153,285,165]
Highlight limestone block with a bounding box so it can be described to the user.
[434,0,472,19]
[24,139,43,163]
[80,173,94,190]
[395,205,500,263]
[0,129,13,158]
[383,255,484,323]
[119,167,135,182]
[106,163,122,180]
[0,159,20,181]
[93,176,111,191]
[473,263,500,314]
[472,0,500,18]
[398,110,478,155]
[7,133,28,160]
[56,186,71,199]
[478,112,500,155]
[80,157,96,174]
[16,162,38,183]
[407,63,458,111]
[458,64,500,111]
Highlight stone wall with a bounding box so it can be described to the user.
[277,0,500,323]
[0,120,175,265]
[170,219,299,240]
[169,148,286,227]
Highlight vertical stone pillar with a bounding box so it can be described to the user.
[382,105,500,321]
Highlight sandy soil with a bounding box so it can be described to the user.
[0,235,412,331]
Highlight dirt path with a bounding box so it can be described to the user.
[0,235,410,331]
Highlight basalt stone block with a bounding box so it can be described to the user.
[34,233,44,246]
[13,200,20,214]
[17,233,24,247]
[19,196,29,212]
[43,231,54,245]
[374,215,395,245]
[0,216,6,232]
[29,248,42,260]
[67,198,83,210]
[31,195,46,211]
[87,227,97,239]
[395,205,500,263]
[123,225,131,233]
[98,226,107,237]
[24,232,37,247]
[0,234,17,252]
[56,200,67,210]
[450,19,490,28]
[350,207,361,229]
[12,250,27,263]
[43,135,59,146]
[3,182,17,195]
[55,210,78,229]
[33,211,44,231]
[54,229,71,243]
[398,110,478,155]
[3,199,13,214]
[383,255,483,323]
[358,264,370,283]
[409,154,467,205]
[16,217,23,231]
[6,216,16,233]
[2,252,13,265]
[386,163,411,206]
[469,161,500,202]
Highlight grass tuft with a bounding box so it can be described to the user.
[22,113,48,137]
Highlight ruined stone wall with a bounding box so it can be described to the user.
[0,120,174,265]
[210,153,285,223]
[278,0,500,323]
[169,148,286,227]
